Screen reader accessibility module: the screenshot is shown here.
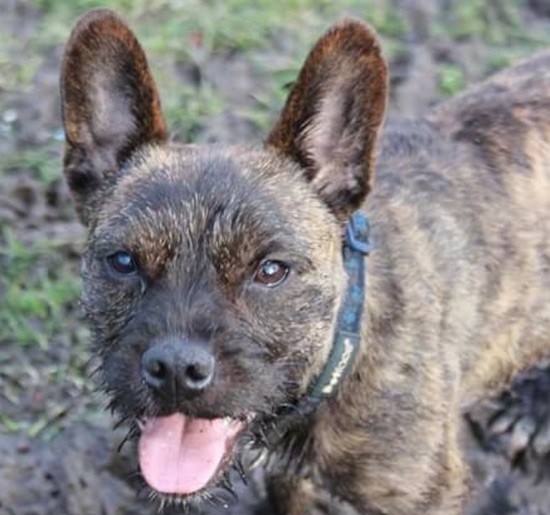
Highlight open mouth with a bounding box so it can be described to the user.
[138,413,247,496]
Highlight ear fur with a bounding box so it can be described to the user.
[267,20,388,220]
[60,9,167,224]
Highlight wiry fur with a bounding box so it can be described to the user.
[61,9,550,515]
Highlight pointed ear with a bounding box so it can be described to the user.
[266,20,388,221]
[60,9,167,225]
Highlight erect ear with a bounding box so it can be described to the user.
[266,20,388,221]
[60,9,167,225]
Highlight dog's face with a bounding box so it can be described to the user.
[60,8,387,504]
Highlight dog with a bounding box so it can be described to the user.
[60,8,550,514]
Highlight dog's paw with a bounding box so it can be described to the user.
[467,360,550,478]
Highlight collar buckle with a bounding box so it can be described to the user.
[345,212,371,255]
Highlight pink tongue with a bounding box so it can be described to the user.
[138,413,244,495]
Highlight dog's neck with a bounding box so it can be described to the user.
[302,212,371,408]
[261,215,370,460]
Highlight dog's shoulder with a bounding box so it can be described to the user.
[429,50,550,157]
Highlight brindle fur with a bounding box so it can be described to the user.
[60,8,550,515]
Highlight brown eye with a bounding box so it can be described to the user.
[107,251,138,276]
[254,260,289,287]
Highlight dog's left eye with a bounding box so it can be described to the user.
[254,260,289,287]
[107,251,138,276]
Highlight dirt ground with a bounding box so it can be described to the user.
[2,0,550,513]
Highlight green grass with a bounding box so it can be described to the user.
[0,226,92,437]
[164,82,226,141]
[26,0,538,142]
[2,148,62,184]
[22,0,410,141]
[438,64,466,96]
[0,230,81,349]
[444,0,521,41]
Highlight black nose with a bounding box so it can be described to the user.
[141,340,215,399]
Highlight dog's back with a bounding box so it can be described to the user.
[366,50,550,408]
[312,51,550,513]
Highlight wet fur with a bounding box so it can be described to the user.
[61,9,550,515]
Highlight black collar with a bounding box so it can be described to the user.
[264,213,371,444]
[304,212,371,406]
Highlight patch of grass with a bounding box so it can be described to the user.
[447,0,492,40]
[163,82,226,141]
[24,0,407,147]
[438,63,466,96]
[20,0,413,151]
[30,0,342,53]
[0,225,92,437]
[28,0,408,61]
[243,61,300,130]
[368,3,407,38]
[484,46,538,74]
[0,64,36,95]
[2,147,61,185]
[0,230,80,349]
[0,37,42,93]
[0,414,26,433]
[444,0,531,45]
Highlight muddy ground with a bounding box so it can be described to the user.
[2,0,550,513]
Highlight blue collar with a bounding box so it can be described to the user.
[304,212,371,406]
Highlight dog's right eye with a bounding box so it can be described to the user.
[254,260,289,288]
[107,251,138,276]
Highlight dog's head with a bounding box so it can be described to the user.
[60,8,387,505]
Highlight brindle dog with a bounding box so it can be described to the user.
[60,8,550,515]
